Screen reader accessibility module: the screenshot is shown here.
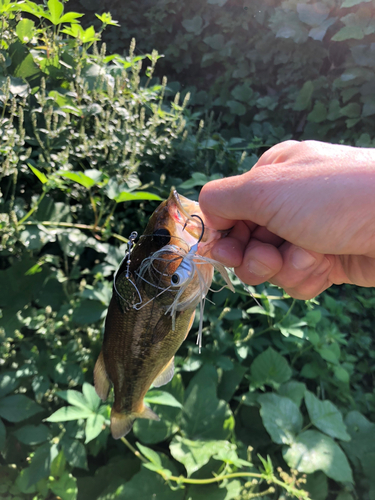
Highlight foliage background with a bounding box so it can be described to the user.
[1,0,375,499]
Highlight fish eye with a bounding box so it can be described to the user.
[152,228,171,248]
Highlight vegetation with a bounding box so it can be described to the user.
[0,1,374,500]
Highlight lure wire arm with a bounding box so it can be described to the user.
[113,231,143,308]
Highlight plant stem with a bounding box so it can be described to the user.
[120,438,309,498]
[120,437,149,464]
[18,191,46,225]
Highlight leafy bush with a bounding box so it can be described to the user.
[70,0,375,147]
[1,2,375,500]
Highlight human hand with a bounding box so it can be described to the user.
[199,140,375,299]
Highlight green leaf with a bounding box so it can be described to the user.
[187,480,241,500]
[276,318,307,338]
[203,34,225,50]
[50,471,77,500]
[278,381,306,407]
[181,365,233,440]
[333,365,350,383]
[58,12,83,24]
[82,383,101,412]
[283,430,353,483]
[23,442,58,488]
[28,163,48,184]
[71,300,107,324]
[45,405,93,422]
[55,171,96,189]
[116,467,184,500]
[227,100,247,116]
[114,191,162,203]
[136,443,162,466]
[307,102,327,123]
[316,345,339,365]
[179,172,208,189]
[250,347,292,387]
[0,419,5,450]
[61,437,88,470]
[56,389,90,410]
[133,404,180,444]
[294,81,314,111]
[342,411,375,489]
[305,471,328,500]
[96,12,120,26]
[181,16,203,34]
[14,424,49,445]
[16,19,35,43]
[231,83,253,103]
[297,3,329,26]
[340,102,361,118]
[170,436,234,476]
[144,390,183,408]
[0,371,19,398]
[85,414,105,443]
[47,0,64,24]
[0,395,43,422]
[305,391,351,441]
[332,26,364,41]
[258,393,303,445]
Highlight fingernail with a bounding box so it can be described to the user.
[291,247,316,270]
[248,260,272,277]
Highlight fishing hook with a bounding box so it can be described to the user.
[171,214,205,287]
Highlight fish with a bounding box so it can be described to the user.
[93,189,233,439]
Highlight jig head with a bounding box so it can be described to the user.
[171,214,205,287]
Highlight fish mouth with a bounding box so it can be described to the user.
[168,189,223,253]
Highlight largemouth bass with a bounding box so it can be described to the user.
[94,190,233,439]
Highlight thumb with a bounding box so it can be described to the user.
[199,170,271,230]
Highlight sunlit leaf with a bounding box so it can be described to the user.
[136,443,162,466]
[57,389,90,410]
[114,191,162,203]
[283,430,353,483]
[45,405,93,422]
[60,437,88,470]
[16,19,35,43]
[305,391,351,441]
[85,414,105,443]
[55,171,96,189]
[50,471,78,500]
[250,347,292,387]
[82,383,101,412]
[144,390,183,408]
[47,0,64,25]
[259,393,303,445]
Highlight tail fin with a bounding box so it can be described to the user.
[110,405,160,439]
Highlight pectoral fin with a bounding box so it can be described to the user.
[94,351,111,401]
[153,356,175,387]
[110,405,160,439]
